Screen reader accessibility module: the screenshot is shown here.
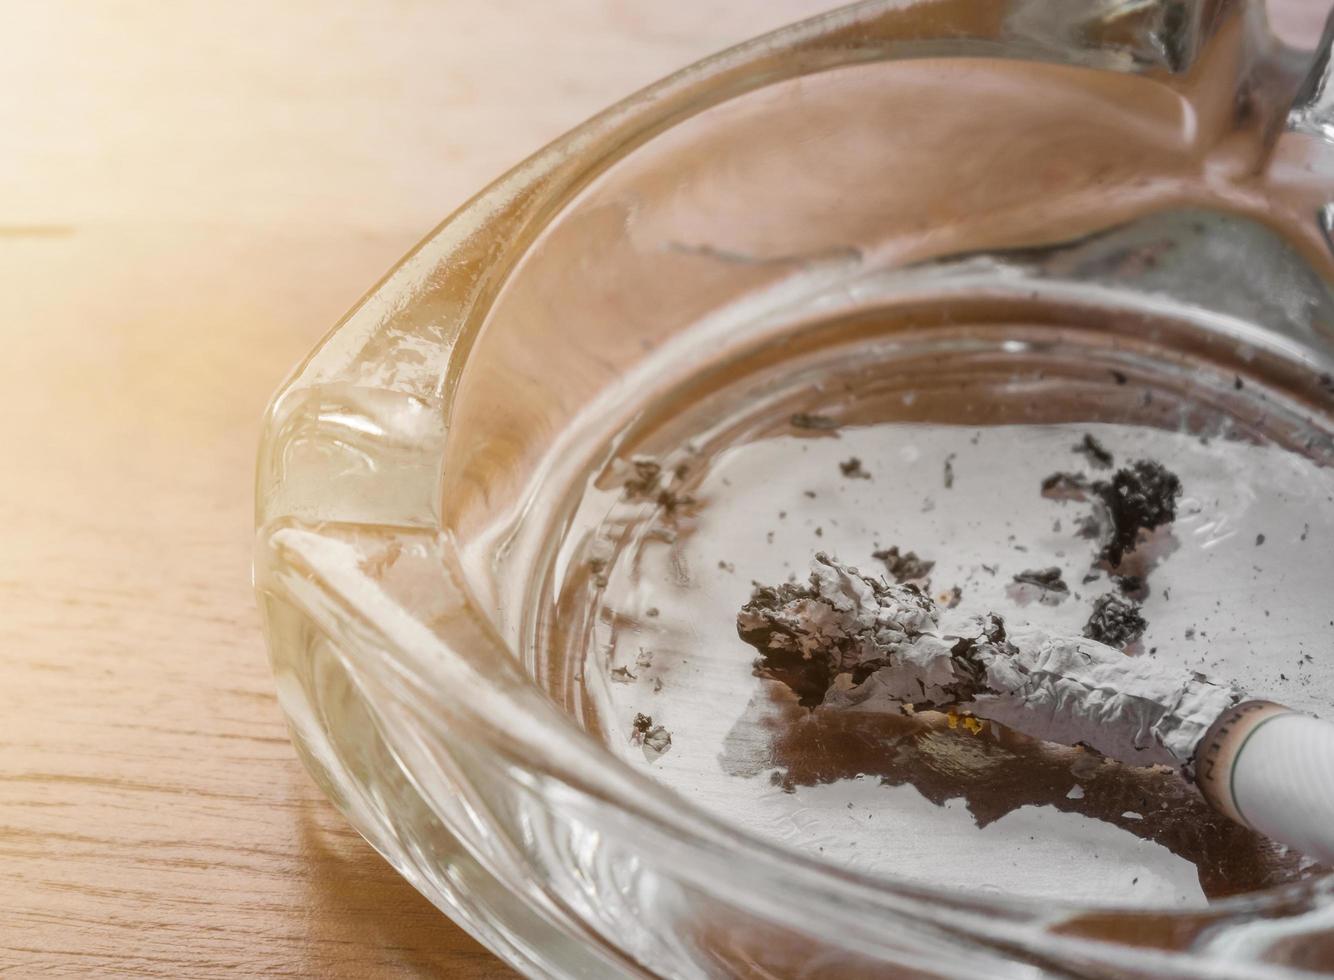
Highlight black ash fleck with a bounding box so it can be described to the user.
[1013,566,1069,593]
[873,545,935,584]
[1114,574,1147,600]
[1091,460,1183,566]
[839,456,871,480]
[1072,433,1114,469]
[1041,472,1091,500]
[790,412,840,431]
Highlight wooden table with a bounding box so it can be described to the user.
[0,2,1325,976]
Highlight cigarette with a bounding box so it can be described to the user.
[1193,701,1334,862]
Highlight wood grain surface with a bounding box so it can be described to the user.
[0,2,1326,977]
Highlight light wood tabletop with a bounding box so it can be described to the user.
[0,2,1326,977]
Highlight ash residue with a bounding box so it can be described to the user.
[1012,567,1069,595]
[587,556,609,588]
[622,458,662,499]
[630,712,672,759]
[1084,593,1147,649]
[1073,433,1114,469]
[657,486,693,514]
[621,455,694,514]
[1041,458,1182,567]
[735,555,1245,774]
[736,584,837,707]
[1035,457,1179,644]
[790,412,840,431]
[1114,574,1147,600]
[736,553,936,708]
[1091,460,1183,566]
[1041,472,1091,500]
[872,545,934,584]
[839,456,870,479]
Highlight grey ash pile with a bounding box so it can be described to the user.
[736,554,939,708]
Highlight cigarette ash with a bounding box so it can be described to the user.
[1093,461,1183,567]
[1072,433,1115,469]
[631,712,673,760]
[621,455,695,515]
[872,546,934,585]
[1040,458,1182,568]
[1036,442,1182,644]
[736,555,938,708]
[1009,567,1069,605]
[737,554,1240,770]
[839,456,871,480]
[1085,594,1147,650]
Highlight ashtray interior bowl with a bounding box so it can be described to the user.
[256,2,1334,976]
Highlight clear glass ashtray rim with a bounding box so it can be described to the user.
[254,1,1334,973]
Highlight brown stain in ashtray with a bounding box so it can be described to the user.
[717,684,1321,898]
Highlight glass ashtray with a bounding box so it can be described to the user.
[256,2,1334,976]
